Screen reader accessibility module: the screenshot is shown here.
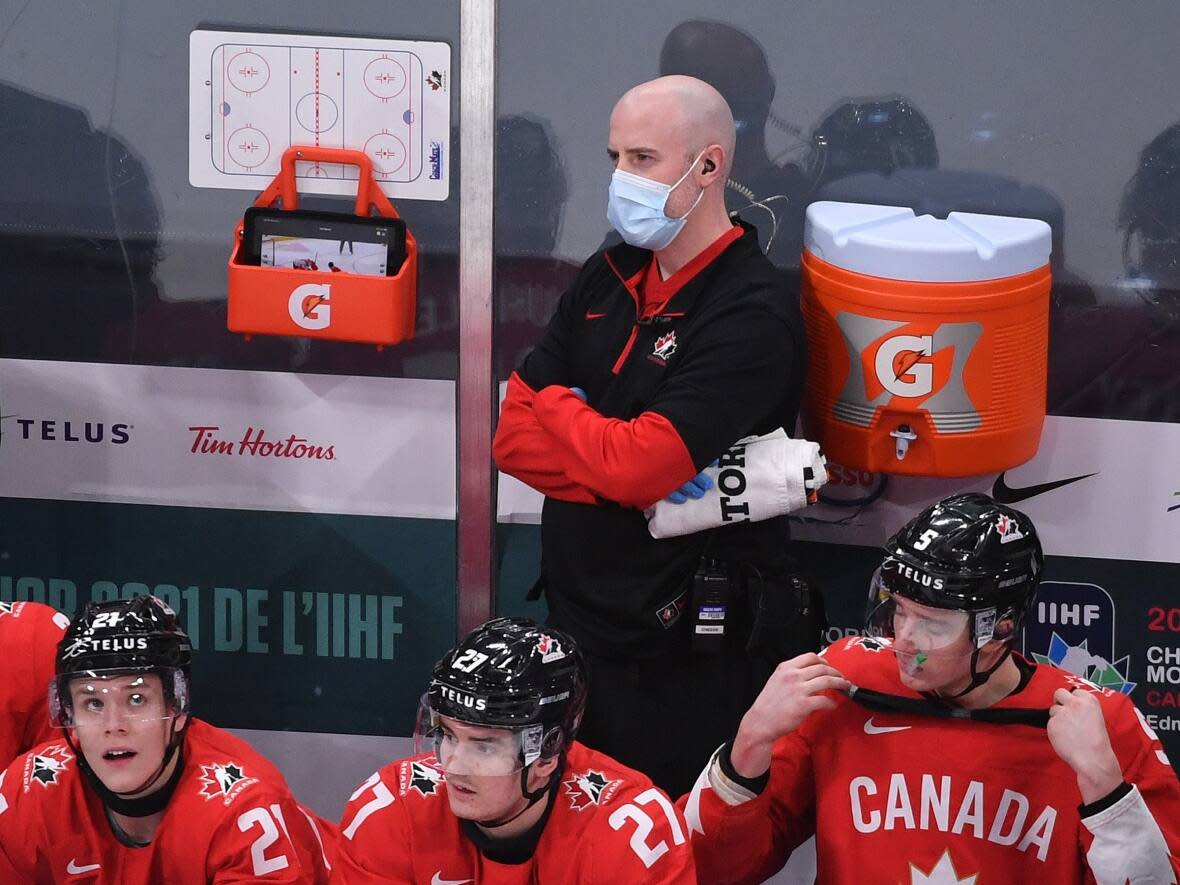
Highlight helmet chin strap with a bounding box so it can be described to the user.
[475,760,561,830]
[70,717,188,818]
[930,643,1015,701]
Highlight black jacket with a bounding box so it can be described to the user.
[511,220,806,657]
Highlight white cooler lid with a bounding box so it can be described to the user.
[804,201,1052,282]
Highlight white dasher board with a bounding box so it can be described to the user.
[189,29,451,201]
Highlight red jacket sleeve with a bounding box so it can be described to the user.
[532,385,697,510]
[493,373,598,505]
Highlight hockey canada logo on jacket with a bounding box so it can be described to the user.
[563,769,622,811]
[197,762,257,805]
[24,745,72,790]
[651,331,678,364]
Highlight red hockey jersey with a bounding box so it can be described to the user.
[0,718,334,883]
[684,636,1180,884]
[0,601,68,768]
[332,741,696,884]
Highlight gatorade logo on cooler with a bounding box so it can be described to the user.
[288,283,332,330]
[833,314,983,433]
[801,201,1051,476]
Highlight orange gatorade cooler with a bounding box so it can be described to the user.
[801,201,1051,477]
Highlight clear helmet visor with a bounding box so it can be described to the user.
[865,567,978,665]
[50,668,190,730]
[412,695,545,777]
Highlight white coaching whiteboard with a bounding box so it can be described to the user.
[188,29,451,201]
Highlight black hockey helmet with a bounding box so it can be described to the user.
[430,618,586,746]
[52,595,193,726]
[420,618,587,770]
[865,493,1043,696]
[874,492,1042,617]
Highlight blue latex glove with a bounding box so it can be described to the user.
[665,463,717,504]
[570,387,587,402]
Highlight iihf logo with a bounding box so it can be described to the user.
[1022,582,1135,695]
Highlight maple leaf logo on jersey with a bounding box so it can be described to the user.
[26,745,72,789]
[407,760,444,797]
[651,331,677,362]
[909,850,977,884]
[198,762,252,802]
[563,769,621,811]
[848,635,889,653]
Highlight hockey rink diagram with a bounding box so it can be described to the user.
[189,30,451,201]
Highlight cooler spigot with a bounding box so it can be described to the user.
[890,424,918,460]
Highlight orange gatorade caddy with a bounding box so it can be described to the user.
[227,146,418,347]
[801,201,1051,477]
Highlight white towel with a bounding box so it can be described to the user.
[644,429,828,539]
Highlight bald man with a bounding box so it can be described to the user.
[494,76,811,797]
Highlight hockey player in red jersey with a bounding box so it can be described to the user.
[0,595,334,883]
[684,493,1180,884]
[0,600,69,766]
[332,617,697,883]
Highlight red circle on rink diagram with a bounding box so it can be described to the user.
[363,57,407,100]
[228,126,271,169]
[227,51,271,94]
[364,132,408,175]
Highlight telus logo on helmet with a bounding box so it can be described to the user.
[895,562,945,590]
[62,637,148,659]
[436,685,487,711]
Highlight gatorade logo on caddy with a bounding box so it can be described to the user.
[832,314,984,433]
[288,283,332,331]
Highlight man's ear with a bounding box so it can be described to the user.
[700,145,725,184]
[532,754,560,780]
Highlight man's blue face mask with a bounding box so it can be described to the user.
[606,151,706,250]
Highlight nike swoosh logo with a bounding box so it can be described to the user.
[67,859,102,874]
[991,471,1096,504]
[584,311,607,320]
[864,718,911,735]
[431,875,473,885]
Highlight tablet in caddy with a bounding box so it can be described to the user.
[241,207,407,277]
